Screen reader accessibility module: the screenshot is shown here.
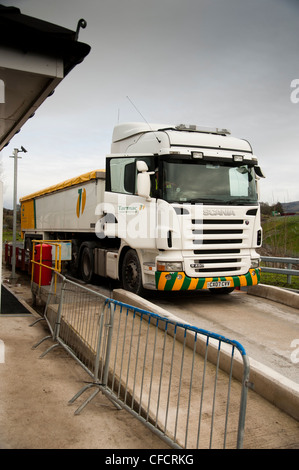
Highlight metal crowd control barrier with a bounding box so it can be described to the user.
[32,271,250,449]
[30,271,64,350]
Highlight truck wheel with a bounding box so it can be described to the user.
[121,249,145,296]
[80,246,94,283]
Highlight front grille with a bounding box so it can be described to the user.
[191,218,246,249]
[192,219,244,224]
[177,207,256,277]
[193,267,239,273]
[194,249,240,254]
[194,239,243,245]
[193,258,240,264]
[193,229,243,234]
[190,257,241,273]
[183,216,250,276]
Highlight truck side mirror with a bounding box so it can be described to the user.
[136,161,153,200]
[254,165,265,178]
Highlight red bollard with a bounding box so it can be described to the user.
[33,244,52,286]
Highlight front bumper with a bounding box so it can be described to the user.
[155,268,261,291]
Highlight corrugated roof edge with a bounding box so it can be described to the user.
[20,169,105,202]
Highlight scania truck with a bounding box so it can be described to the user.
[20,122,264,295]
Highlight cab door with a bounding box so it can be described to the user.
[102,157,156,249]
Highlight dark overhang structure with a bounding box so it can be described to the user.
[0,4,91,150]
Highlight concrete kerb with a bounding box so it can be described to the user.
[113,288,299,422]
[247,283,299,309]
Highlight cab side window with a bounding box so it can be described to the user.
[108,157,155,194]
[109,157,136,194]
[124,162,135,193]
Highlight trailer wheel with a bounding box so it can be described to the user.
[80,246,94,283]
[121,249,145,296]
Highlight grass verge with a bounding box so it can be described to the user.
[260,271,299,290]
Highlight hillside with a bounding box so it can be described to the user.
[2,207,21,242]
[3,208,21,228]
[260,214,299,257]
[282,201,299,213]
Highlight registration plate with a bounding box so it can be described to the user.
[207,281,231,288]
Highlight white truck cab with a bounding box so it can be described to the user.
[20,122,264,296]
[102,122,264,295]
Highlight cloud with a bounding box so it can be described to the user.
[1,0,299,207]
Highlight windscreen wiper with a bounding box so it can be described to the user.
[225,198,258,205]
[189,198,221,204]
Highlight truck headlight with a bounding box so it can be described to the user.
[251,259,260,268]
[157,261,183,272]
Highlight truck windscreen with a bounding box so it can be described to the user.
[161,160,258,205]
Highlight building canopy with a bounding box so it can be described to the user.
[0,4,91,150]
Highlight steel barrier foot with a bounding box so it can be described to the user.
[68,382,122,415]
[68,382,100,415]
[31,335,52,349]
[39,342,60,358]
[29,317,45,327]
[68,382,95,405]
[74,387,101,415]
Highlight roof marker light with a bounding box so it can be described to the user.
[233,154,244,162]
[175,124,231,135]
[192,151,204,159]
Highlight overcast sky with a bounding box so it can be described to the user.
[1,0,299,208]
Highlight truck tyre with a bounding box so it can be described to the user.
[121,249,145,296]
[80,245,94,283]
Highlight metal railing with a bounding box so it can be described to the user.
[261,256,299,284]
[32,271,250,449]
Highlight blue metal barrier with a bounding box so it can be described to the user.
[32,273,250,449]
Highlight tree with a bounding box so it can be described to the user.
[273,202,283,215]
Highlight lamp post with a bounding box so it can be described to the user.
[9,146,27,280]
